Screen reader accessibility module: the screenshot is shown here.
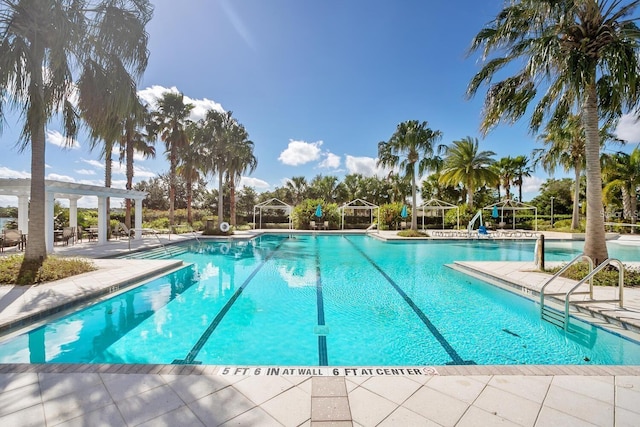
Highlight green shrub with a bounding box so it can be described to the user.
[0,255,96,285]
[547,262,640,287]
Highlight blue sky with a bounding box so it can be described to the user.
[2,0,640,208]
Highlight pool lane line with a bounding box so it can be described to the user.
[173,239,287,365]
[344,237,475,366]
[315,249,329,366]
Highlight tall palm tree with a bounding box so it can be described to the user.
[176,135,202,226]
[152,92,194,228]
[377,120,444,230]
[512,155,532,202]
[439,137,498,209]
[467,0,640,264]
[494,156,518,200]
[225,124,257,227]
[534,114,586,230]
[0,0,151,266]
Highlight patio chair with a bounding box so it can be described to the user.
[323,221,329,230]
[310,221,317,230]
[1,229,23,252]
[118,223,135,239]
[61,227,74,245]
[400,221,407,230]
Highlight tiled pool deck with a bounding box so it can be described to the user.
[0,231,639,426]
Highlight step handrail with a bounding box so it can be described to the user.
[564,258,624,329]
[540,254,593,315]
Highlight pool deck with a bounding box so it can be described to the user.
[0,231,639,426]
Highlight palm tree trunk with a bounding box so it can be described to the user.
[411,173,417,230]
[169,148,176,227]
[186,178,193,225]
[230,176,237,227]
[24,45,47,264]
[571,166,581,230]
[582,82,609,265]
[125,127,134,229]
[218,169,224,226]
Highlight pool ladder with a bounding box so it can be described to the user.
[540,254,625,330]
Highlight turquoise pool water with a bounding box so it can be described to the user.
[0,234,639,366]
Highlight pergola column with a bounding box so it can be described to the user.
[68,196,81,229]
[97,196,108,244]
[17,195,29,234]
[134,198,143,239]
[45,192,55,253]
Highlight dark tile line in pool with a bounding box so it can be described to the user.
[0,261,183,335]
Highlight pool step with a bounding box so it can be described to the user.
[541,305,565,328]
[125,246,189,259]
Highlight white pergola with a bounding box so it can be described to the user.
[419,199,460,230]
[339,198,379,230]
[252,198,292,229]
[484,199,538,231]
[0,178,147,253]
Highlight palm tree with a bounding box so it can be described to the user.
[439,137,498,209]
[467,0,640,264]
[494,156,518,201]
[309,175,341,202]
[512,155,532,202]
[377,120,444,230]
[285,176,309,205]
[602,148,640,228]
[152,92,194,228]
[534,114,586,230]
[120,102,156,229]
[0,0,151,266]
[225,124,257,227]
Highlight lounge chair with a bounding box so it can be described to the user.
[60,227,74,245]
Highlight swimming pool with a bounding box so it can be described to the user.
[0,234,639,366]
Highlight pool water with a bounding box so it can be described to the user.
[0,234,639,366]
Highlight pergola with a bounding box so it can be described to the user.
[484,199,538,231]
[0,178,147,253]
[252,198,292,229]
[339,198,379,230]
[419,198,460,230]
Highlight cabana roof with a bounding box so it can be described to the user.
[418,198,459,229]
[483,199,538,230]
[339,198,378,209]
[254,198,292,209]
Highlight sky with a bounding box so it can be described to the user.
[2,0,640,208]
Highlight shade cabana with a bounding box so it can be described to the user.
[339,198,379,230]
[483,199,538,231]
[252,198,292,229]
[419,199,460,230]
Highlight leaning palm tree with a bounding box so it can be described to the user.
[0,0,152,267]
[377,120,444,230]
[439,137,498,209]
[225,124,257,227]
[467,0,640,264]
[152,91,194,228]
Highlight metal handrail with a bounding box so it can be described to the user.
[564,258,624,329]
[540,254,593,316]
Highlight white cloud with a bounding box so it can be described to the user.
[239,176,270,190]
[278,140,323,166]
[522,175,545,196]
[46,173,75,182]
[82,159,104,169]
[614,113,640,143]
[0,166,30,179]
[46,130,80,149]
[345,155,389,177]
[138,85,225,122]
[319,152,341,169]
[75,169,96,176]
